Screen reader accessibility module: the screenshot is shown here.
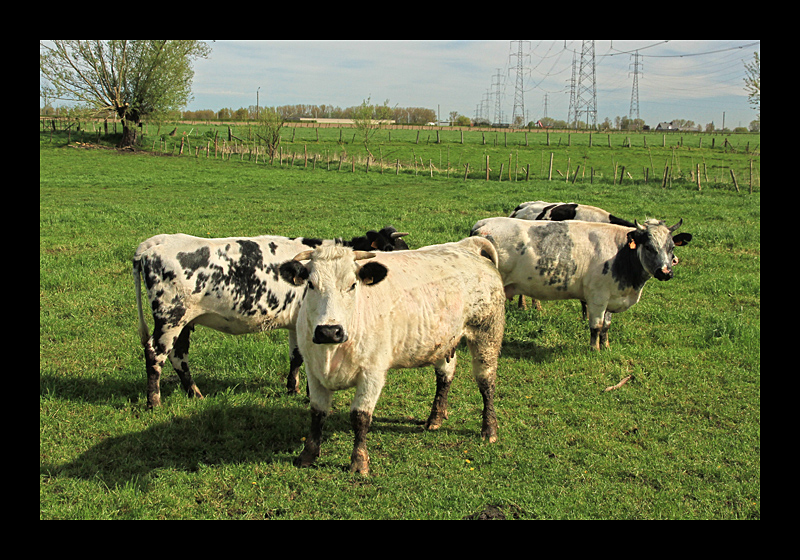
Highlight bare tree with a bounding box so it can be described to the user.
[352,97,392,162]
[256,107,285,163]
[40,40,210,148]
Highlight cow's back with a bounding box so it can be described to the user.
[473,217,630,301]
[353,241,504,369]
[135,233,310,333]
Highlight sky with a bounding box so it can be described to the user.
[188,40,760,129]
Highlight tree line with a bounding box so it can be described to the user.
[180,104,437,125]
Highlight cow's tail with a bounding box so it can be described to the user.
[459,236,500,269]
[132,255,150,346]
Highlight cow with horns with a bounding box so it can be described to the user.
[133,226,409,408]
[278,238,506,474]
[471,217,692,350]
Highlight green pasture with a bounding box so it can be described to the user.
[40,128,759,519]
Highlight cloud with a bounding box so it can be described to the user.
[187,40,759,126]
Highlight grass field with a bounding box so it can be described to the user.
[40,128,760,519]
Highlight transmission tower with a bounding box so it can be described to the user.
[481,90,492,122]
[567,50,577,127]
[509,40,531,127]
[491,68,505,125]
[575,40,597,130]
[629,50,642,121]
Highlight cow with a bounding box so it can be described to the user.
[277,237,506,475]
[132,226,409,408]
[508,201,634,310]
[510,200,635,227]
[471,217,692,350]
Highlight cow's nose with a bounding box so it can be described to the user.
[313,324,348,344]
[655,266,673,281]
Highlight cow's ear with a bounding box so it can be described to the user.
[626,231,638,250]
[358,262,388,286]
[279,261,309,286]
[673,232,692,246]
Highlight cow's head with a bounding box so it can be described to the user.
[278,246,388,344]
[626,219,692,281]
[366,226,410,251]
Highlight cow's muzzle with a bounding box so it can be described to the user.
[313,324,348,344]
[654,266,674,281]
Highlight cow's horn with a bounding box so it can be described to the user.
[634,220,646,231]
[668,218,683,232]
[391,231,410,238]
[292,250,314,262]
[353,251,376,261]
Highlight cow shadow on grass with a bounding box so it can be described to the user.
[501,339,563,363]
[40,399,464,491]
[41,402,309,491]
[39,365,290,407]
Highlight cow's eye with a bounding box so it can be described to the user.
[308,281,315,290]
[348,282,357,292]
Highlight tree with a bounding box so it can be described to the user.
[352,97,390,161]
[256,107,285,163]
[40,40,211,148]
[744,52,760,121]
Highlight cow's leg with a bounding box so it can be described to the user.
[286,330,303,395]
[598,311,613,349]
[467,329,502,443]
[348,371,387,475]
[144,335,165,409]
[295,375,333,468]
[426,354,457,431]
[587,302,609,351]
[144,323,180,408]
[350,409,372,475]
[168,324,203,400]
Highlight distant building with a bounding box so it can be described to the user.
[289,117,396,125]
[655,121,684,132]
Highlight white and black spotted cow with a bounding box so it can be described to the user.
[471,217,692,350]
[510,200,635,227]
[133,226,409,408]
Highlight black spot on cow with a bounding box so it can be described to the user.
[529,222,577,291]
[608,214,635,228]
[204,240,270,316]
[609,238,652,292]
[260,289,277,310]
[300,237,324,248]
[177,246,210,279]
[534,204,558,220]
[548,203,579,221]
[268,241,278,255]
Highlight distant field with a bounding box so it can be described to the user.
[40,128,759,519]
[53,118,760,189]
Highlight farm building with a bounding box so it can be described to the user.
[655,121,685,131]
[290,117,396,125]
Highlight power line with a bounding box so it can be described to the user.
[642,41,759,58]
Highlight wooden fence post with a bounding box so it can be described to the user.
[730,169,740,192]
